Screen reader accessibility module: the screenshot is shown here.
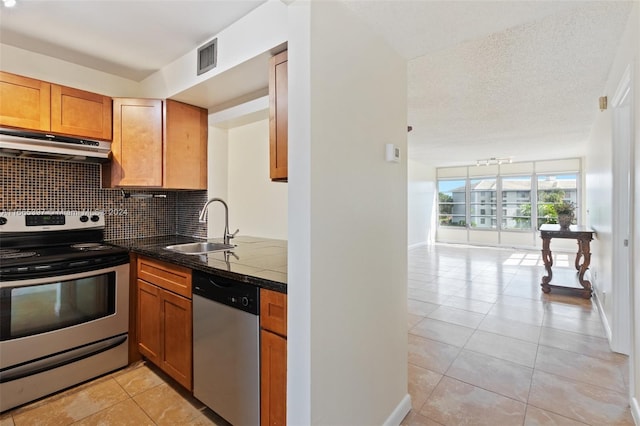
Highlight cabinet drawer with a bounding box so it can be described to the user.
[260,289,287,337]
[137,257,192,298]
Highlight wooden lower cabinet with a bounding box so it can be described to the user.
[159,289,192,389]
[137,280,161,364]
[136,257,193,391]
[260,289,287,426]
[261,329,287,426]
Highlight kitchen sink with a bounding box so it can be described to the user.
[164,242,235,255]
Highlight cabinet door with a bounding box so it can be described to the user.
[137,279,161,364]
[269,50,288,181]
[164,99,207,190]
[0,71,51,131]
[260,289,287,337]
[261,329,287,426]
[50,84,112,140]
[161,290,193,390]
[106,98,163,187]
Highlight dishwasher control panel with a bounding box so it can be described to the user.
[192,270,259,315]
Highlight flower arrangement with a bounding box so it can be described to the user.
[555,201,575,229]
[555,200,575,216]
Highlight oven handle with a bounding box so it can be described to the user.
[0,254,130,283]
[0,260,129,288]
[0,333,127,383]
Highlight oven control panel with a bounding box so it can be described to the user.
[0,211,105,233]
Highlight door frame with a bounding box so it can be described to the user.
[610,65,633,355]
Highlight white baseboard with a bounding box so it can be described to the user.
[408,241,428,250]
[383,393,412,426]
[593,286,614,344]
[631,396,639,425]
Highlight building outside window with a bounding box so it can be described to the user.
[469,178,496,228]
[437,179,466,227]
[502,176,532,230]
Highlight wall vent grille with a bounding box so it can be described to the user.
[197,38,217,75]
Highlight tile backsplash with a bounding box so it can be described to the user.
[0,157,208,240]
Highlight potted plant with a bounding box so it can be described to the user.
[555,201,575,229]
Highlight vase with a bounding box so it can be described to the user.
[558,214,572,230]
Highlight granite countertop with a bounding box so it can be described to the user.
[110,235,287,294]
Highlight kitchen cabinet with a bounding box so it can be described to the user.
[164,99,208,189]
[104,98,163,187]
[103,98,207,189]
[260,288,287,426]
[136,256,193,390]
[0,71,112,140]
[269,50,288,181]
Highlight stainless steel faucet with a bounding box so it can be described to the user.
[198,198,239,245]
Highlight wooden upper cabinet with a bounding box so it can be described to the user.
[0,71,112,140]
[51,84,112,140]
[164,100,207,190]
[103,98,207,189]
[104,98,163,187]
[269,50,288,181]
[0,71,51,131]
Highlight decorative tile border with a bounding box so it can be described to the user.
[0,157,207,240]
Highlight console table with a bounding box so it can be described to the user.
[539,224,595,299]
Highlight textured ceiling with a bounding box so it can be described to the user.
[0,1,634,168]
[343,1,634,167]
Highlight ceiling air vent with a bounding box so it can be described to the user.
[197,38,217,75]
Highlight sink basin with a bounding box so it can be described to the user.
[164,242,235,255]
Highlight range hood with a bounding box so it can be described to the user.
[0,128,111,163]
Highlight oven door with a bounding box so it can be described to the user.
[0,262,129,373]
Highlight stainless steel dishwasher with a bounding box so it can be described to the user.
[192,269,260,426]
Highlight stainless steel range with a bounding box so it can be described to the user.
[0,211,130,412]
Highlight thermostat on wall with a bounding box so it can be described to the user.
[385,144,400,163]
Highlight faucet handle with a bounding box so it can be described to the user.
[227,229,240,240]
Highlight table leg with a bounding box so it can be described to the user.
[574,240,583,271]
[576,238,593,298]
[541,236,553,293]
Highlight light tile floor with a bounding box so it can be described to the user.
[1,243,635,425]
[0,361,227,426]
[402,243,634,426]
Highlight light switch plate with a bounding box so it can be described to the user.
[385,144,400,163]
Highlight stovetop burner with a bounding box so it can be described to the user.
[71,243,112,251]
[0,249,38,260]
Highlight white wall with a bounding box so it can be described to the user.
[584,2,639,421]
[288,1,409,424]
[0,44,140,96]
[408,159,436,248]
[227,118,287,239]
[628,4,640,423]
[206,125,229,239]
[585,2,638,344]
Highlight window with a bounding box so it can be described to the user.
[438,179,466,227]
[501,176,532,230]
[469,178,496,228]
[537,174,578,228]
